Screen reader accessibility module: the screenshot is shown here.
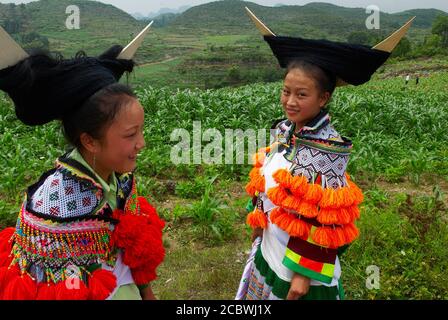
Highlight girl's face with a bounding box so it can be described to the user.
[280,68,330,131]
[94,98,145,180]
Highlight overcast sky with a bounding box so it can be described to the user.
[1,0,447,15]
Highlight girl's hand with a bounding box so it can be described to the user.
[251,227,263,242]
[286,273,310,300]
[140,284,156,300]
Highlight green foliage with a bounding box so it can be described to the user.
[390,37,412,58]
[1,71,446,205]
[136,177,170,202]
[174,176,238,244]
[344,188,448,299]
[152,13,178,28]
[2,18,22,34]
[171,45,284,89]
[0,199,19,229]
[1,0,145,58]
[21,32,50,51]
[175,176,209,199]
[432,14,448,47]
[347,31,373,45]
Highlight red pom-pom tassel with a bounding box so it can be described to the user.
[112,197,165,287]
[0,227,15,254]
[0,251,12,267]
[36,283,57,300]
[88,269,117,300]
[2,271,38,300]
[54,278,89,300]
[131,264,157,286]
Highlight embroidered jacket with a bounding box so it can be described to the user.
[245,110,363,284]
[0,152,165,300]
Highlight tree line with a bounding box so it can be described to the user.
[347,15,448,58]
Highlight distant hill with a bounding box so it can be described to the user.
[393,9,448,28]
[1,0,446,55]
[1,0,446,90]
[151,13,180,28]
[132,6,191,20]
[0,0,144,56]
[131,12,146,20]
[163,0,447,41]
[149,6,191,19]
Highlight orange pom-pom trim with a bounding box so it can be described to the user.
[341,222,360,243]
[317,208,352,225]
[281,195,301,212]
[272,169,292,188]
[246,208,268,229]
[347,205,361,221]
[266,186,289,206]
[270,207,311,239]
[289,175,309,198]
[312,223,359,248]
[251,146,271,168]
[303,183,324,204]
[296,201,318,218]
[245,167,265,196]
[317,181,364,225]
[347,180,364,205]
[260,168,363,247]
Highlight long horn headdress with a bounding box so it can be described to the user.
[245,7,415,86]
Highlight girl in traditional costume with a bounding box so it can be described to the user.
[237,8,414,300]
[0,23,165,300]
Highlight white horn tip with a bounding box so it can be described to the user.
[245,7,276,37]
[0,26,29,70]
[372,16,416,53]
[118,21,153,60]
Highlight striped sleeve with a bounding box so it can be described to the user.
[282,229,338,284]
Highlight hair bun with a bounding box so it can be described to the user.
[99,45,123,60]
[0,46,135,126]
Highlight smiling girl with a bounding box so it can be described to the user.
[237,9,413,300]
[281,61,333,133]
[242,58,350,301]
[0,26,164,300]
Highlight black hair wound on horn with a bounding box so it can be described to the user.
[0,45,135,126]
[264,35,390,86]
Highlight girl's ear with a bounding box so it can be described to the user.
[320,92,331,108]
[80,133,100,153]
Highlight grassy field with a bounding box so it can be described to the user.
[0,65,447,299]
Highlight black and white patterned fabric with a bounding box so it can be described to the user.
[291,145,350,188]
[270,114,351,189]
[30,170,99,219]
